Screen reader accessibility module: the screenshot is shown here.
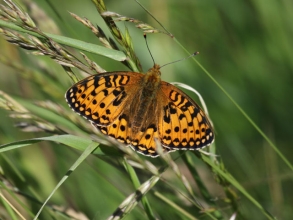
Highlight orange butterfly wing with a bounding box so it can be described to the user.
[158,82,214,150]
[66,72,141,126]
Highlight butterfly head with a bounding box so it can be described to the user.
[151,64,161,72]
[144,64,162,84]
[147,64,161,76]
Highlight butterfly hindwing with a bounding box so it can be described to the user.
[92,113,131,145]
[93,96,172,157]
[130,123,174,157]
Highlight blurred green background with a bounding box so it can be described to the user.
[0,0,292,219]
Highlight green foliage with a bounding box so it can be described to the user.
[0,0,292,219]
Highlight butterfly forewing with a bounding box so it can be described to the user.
[158,82,214,150]
[66,72,142,126]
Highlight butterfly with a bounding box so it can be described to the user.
[65,64,214,157]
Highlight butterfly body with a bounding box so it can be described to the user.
[130,64,161,133]
[66,64,214,157]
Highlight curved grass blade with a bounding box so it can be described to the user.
[33,141,99,219]
[0,20,126,61]
[0,134,103,155]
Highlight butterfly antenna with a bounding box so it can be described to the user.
[160,52,199,69]
[135,0,173,37]
[144,34,156,65]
